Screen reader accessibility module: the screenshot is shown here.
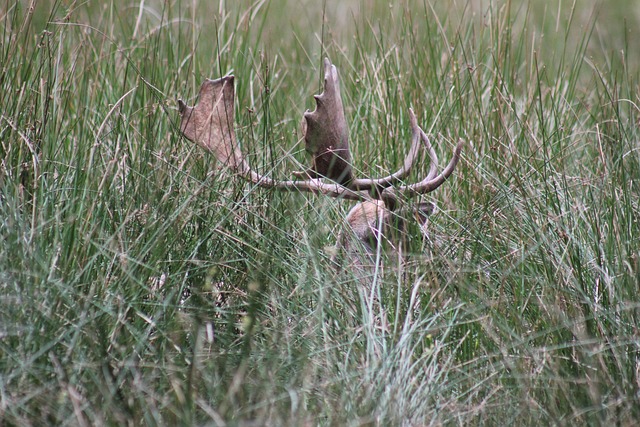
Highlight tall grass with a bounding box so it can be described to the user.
[1,0,639,425]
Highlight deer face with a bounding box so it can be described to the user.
[342,199,437,254]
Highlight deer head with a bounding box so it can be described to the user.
[178,58,462,264]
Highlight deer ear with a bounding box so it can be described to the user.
[413,202,437,226]
[178,76,248,173]
[302,58,353,185]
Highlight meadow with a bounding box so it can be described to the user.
[1,0,639,425]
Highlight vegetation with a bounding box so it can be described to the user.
[1,0,638,424]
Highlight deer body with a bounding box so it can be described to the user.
[178,58,462,262]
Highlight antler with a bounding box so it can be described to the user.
[177,74,366,201]
[177,58,462,229]
[178,77,248,173]
[300,58,353,185]
[380,130,464,206]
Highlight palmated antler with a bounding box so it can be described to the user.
[178,77,248,173]
[178,74,366,201]
[300,58,353,185]
[300,60,428,191]
[178,58,463,254]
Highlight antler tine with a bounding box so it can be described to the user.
[391,140,463,198]
[178,75,369,202]
[349,108,423,191]
[420,129,439,182]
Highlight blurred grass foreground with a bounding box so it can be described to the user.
[1,0,640,425]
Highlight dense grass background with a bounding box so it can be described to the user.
[1,0,639,425]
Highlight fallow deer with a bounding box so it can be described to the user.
[177,58,462,268]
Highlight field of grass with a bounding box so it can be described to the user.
[1,0,639,425]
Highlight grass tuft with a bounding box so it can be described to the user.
[1,0,639,424]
